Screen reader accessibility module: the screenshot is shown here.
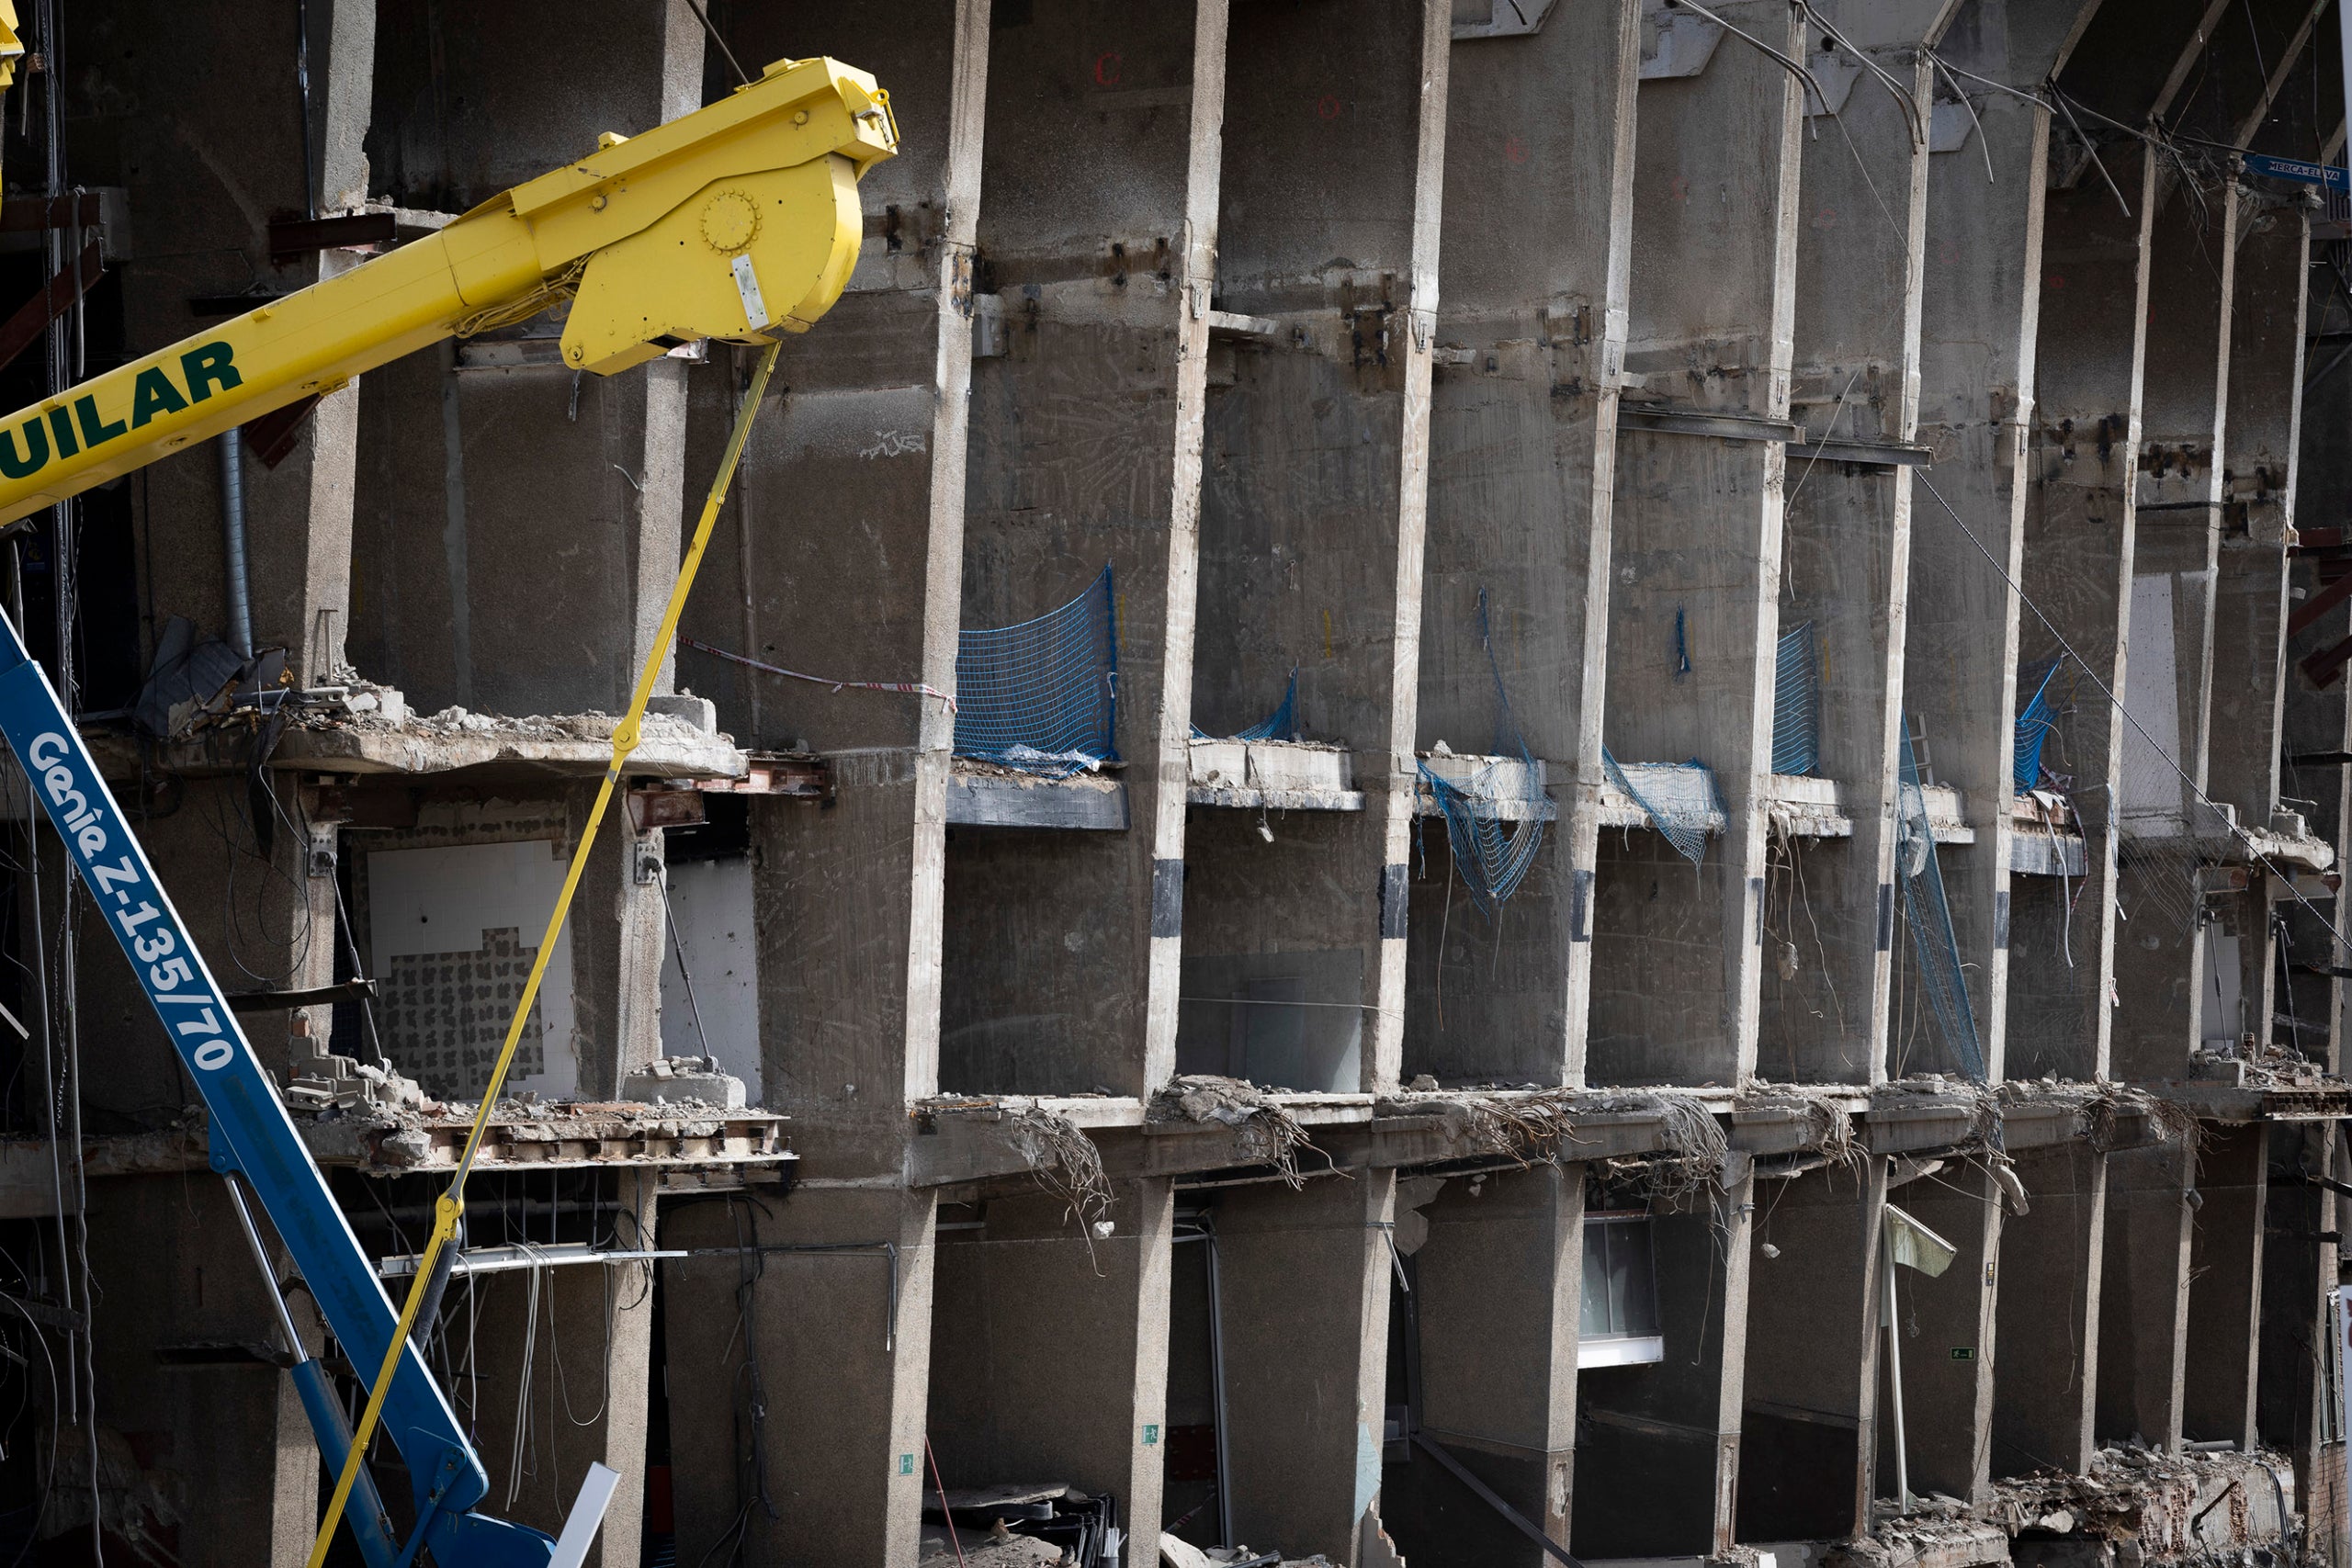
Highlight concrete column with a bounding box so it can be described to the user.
[1385,1167,1583,1567]
[2257,1126,2335,1507]
[1590,1,1805,1087]
[593,1173,661,1568]
[1405,0,1639,1089]
[1571,1159,1755,1558]
[2211,196,2310,1055]
[1879,1162,2003,1501]
[1992,1142,2105,1476]
[1739,1160,1885,1541]
[1769,3,1951,1084]
[2108,176,2240,1084]
[2097,1140,2195,1450]
[941,0,1227,1099]
[1179,0,1448,1098]
[2006,151,2159,1083]
[926,1182,1175,1556]
[1911,0,2105,1085]
[1216,1170,1400,1564]
[677,0,989,1169]
[2184,1122,2270,1446]
[568,782,665,1101]
[663,1185,940,1567]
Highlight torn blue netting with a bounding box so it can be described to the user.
[1771,620,1820,776]
[1602,750,1721,864]
[1193,668,1298,742]
[953,565,1118,778]
[2014,652,2066,794]
[1898,724,1984,1079]
[1418,591,1547,916]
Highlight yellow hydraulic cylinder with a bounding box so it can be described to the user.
[0,53,894,529]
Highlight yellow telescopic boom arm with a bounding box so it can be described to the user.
[0,53,894,528]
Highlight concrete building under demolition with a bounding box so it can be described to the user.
[6,0,2352,1564]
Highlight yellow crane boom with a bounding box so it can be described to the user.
[0,51,894,527]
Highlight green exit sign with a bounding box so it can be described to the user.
[1951,1347,1976,1361]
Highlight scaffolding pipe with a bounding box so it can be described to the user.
[218,431,253,656]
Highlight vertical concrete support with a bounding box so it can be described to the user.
[1591,3,1804,1087]
[1739,1161,1885,1541]
[1386,1168,1583,1568]
[1404,0,1639,1089]
[2007,152,2158,1083]
[1216,1171,1400,1564]
[2109,178,2239,1083]
[927,1182,1175,1553]
[1992,1142,2105,1477]
[1879,1163,2003,1502]
[1572,1160,1755,1559]
[2258,1126,2336,1511]
[664,1186,940,1568]
[944,0,1227,1098]
[2212,197,2310,1055]
[2185,1122,2270,1446]
[593,1172,662,1568]
[1769,2,1950,1084]
[2097,1139,2195,1450]
[1181,0,1450,1097]
[1911,0,2101,1085]
[678,0,989,1169]
[571,781,666,1100]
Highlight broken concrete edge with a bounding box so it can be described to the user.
[897,1074,2283,1190]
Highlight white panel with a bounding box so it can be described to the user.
[366,840,578,1100]
[661,857,763,1101]
[2119,573,2186,823]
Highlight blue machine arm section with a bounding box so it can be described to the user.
[0,612,554,1568]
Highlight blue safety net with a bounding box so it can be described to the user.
[1419,592,1547,916]
[1771,620,1820,776]
[2014,653,2065,794]
[954,566,1118,778]
[1897,724,1984,1078]
[1193,668,1298,742]
[1602,750,1721,864]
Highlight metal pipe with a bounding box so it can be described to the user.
[1883,1234,1910,1511]
[218,433,253,656]
[1195,1224,1235,1550]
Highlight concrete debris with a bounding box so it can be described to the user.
[620,1054,746,1109]
[284,1025,437,1115]
[921,1526,1068,1567]
[1981,1446,2297,1564]
[2186,1037,2327,1089]
[1150,1075,1313,1188]
[1740,1078,1862,1168]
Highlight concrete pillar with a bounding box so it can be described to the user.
[2108,176,2240,1084]
[677,0,989,1170]
[1739,1160,1884,1541]
[1405,0,1639,1089]
[1590,1,1804,1087]
[2006,149,2158,1083]
[1572,1159,1755,1558]
[1385,1167,1583,1568]
[2212,195,2310,1056]
[1911,0,2105,1085]
[925,1181,1175,1557]
[1879,1162,2003,1501]
[571,782,666,1100]
[663,1185,939,1567]
[2097,1140,2195,1450]
[1178,0,1447,1100]
[1992,1142,2105,1476]
[2185,1122,2270,1446]
[2257,1126,2336,1510]
[1769,2,1951,1084]
[1216,1170,1400,1564]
